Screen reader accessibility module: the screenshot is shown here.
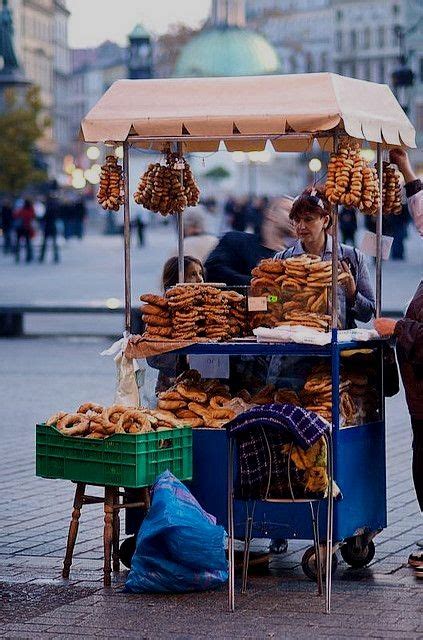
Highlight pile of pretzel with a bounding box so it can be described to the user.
[382,162,402,214]
[140,286,246,341]
[325,139,380,215]
[140,294,172,339]
[133,154,200,216]
[157,370,250,429]
[45,402,191,439]
[299,365,357,424]
[97,156,124,211]
[250,255,346,331]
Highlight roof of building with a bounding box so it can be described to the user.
[173,26,281,78]
[129,23,150,39]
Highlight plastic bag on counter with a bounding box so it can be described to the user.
[125,471,228,593]
[101,334,140,407]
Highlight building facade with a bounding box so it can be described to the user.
[245,0,423,153]
[9,0,71,172]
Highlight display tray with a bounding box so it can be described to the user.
[36,423,192,488]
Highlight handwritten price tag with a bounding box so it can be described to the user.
[188,355,230,379]
[248,296,268,312]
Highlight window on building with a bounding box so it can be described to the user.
[378,26,385,47]
[392,4,400,15]
[364,28,371,49]
[392,25,400,46]
[320,52,328,71]
[350,30,357,50]
[378,60,385,83]
[290,55,297,73]
[364,60,371,80]
[305,52,313,73]
[335,31,343,52]
[336,9,343,21]
[351,61,357,77]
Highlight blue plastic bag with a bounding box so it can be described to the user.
[125,470,228,593]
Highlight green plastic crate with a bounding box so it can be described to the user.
[36,423,192,488]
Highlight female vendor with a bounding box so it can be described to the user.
[274,187,375,327]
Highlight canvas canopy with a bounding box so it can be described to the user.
[81,72,416,152]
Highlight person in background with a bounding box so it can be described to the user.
[390,147,423,237]
[339,205,357,246]
[374,282,423,578]
[136,208,150,247]
[205,196,295,285]
[13,198,36,263]
[180,207,218,264]
[73,197,87,239]
[1,198,14,254]
[39,195,60,263]
[275,187,375,327]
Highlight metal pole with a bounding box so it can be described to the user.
[331,134,339,333]
[376,144,383,317]
[123,141,132,333]
[176,142,184,283]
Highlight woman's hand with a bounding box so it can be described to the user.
[374,317,397,338]
[340,260,356,301]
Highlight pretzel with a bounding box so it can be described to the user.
[117,409,153,433]
[149,409,185,427]
[158,390,184,401]
[176,384,207,403]
[88,413,115,435]
[77,402,103,415]
[57,413,89,436]
[103,405,132,424]
[144,326,173,337]
[139,304,164,316]
[157,399,187,411]
[206,419,228,429]
[46,411,67,426]
[209,395,231,409]
[140,294,168,308]
[142,314,172,327]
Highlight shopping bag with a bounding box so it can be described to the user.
[125,471,228,593]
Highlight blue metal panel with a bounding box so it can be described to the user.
[189,420,387,542]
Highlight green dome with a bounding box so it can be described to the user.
[174,27,281,78]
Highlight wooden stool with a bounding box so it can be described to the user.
[62,482,149,586]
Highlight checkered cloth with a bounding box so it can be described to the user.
[226,403,330,500]
[226,403,330,449]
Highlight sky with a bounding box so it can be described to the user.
[67,0,212,48]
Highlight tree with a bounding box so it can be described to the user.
[203,165,231,181]
[0,86,49,197]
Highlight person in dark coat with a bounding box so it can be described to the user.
[1,199,13,254]
[374,282,423,577]
[39,196,60,263]
[339,206,357,246]
[205,196,295,285]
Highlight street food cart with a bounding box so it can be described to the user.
[79,73,415,580]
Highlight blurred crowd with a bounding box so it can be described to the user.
[0,193,87,264]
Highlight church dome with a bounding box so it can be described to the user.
[173,26,281,78]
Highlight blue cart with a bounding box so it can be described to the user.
[183,339,387,576]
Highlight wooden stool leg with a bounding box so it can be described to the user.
[62,482,86,579]
[103,486,114,587]
[112,488,120,572]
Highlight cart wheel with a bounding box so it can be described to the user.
[301,546,338,582]
[340,538,375,568]
[119,535,136,569]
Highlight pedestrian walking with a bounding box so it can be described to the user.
[390,148,423,237]
[39,195,60,263]
[1,198,14,254]
[374,283,423,578]
[13,198,36,263]
[339,205,357,246]
[135,208,150,247]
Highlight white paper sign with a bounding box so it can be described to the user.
[360,231,393,260]
[248,296,268,311]
[188,355,230,379]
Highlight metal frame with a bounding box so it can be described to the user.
[227,431,334,613]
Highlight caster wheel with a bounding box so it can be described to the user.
[119,535,136,569]
[301,546,338,582]
[340,538,375,568]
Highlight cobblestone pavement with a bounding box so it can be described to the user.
[0,337,422,638]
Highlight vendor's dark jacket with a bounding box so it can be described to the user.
[204,231,275,285]
[395,280,423,420]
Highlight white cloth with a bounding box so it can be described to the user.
[101,334,140,407]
